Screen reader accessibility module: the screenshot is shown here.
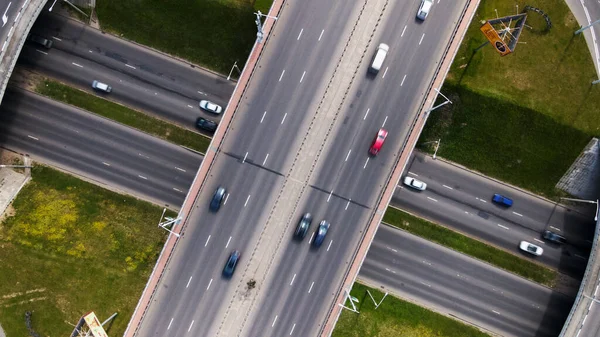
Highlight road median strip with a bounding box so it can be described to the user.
[383,206,557,287]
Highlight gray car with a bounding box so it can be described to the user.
[416,0,433,20]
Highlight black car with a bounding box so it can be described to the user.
[210,186,226,212]
[196,117,218,132]
[223,250,240,277]
[313,220,330,247]
[294,213,313,239]
[27,34,53,48]
[542,230,566,244]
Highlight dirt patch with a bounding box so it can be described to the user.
[7,68,46,92]
[0,204,15,225]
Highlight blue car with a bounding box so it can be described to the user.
[210,186,227,212]
[223,250,240,277]
[313,220,330,247]
[492,194,513,207]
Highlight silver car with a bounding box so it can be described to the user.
[416,0,433,20]
[403,176,427,191]
[92,80,112,93]
[199,100,223,114]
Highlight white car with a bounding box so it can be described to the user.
[199,100,223,114]
[416,0,433,20]
[519,241,543,256]
[92,80,112,93]
[403,176,427,191]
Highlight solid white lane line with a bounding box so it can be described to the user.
[175,167,186,172]
[327,190,333,202]
[382,67,388,78]
[401,25,407,37]
[224,193,230,205]
[102,162,110,166]
[363,158,369,169]
[186,276,193,288]
[308,232,315,244]
[345,149,352,161]
[173,188,183,193]
[297,28,303,40]
[281,113,287,124]
[72,62,83,68]
[167,318,174,330]
[497,224,509,230]
[261,111,267,123]
[279,69,285,81]
[550,226,561,232]
[272,315,278,327]
[244,195,251,207]
[327,240,333,251]
[35,49,48,55]
[263,154,269,166]
[408,171,418,176]
[318,29,325,41]
[289,324,296,335]
[138,175,148,180]
[125,64,136,69]
[427,197,438,202]
[205,235,211,247]
[443,185,453,190]
[512,211,523,217]
[308,281,314,293]
[242,152,248,163]
[188,320,194,332]
[2,41,7,52]
[206,278,213,290]
[419,33,425,45]
[363,108,370,120]
[534,238,544,244]
[27,135,39,141]
[226,236,232,248]
[345,200,351,210]
[299,71,306,83]
[382,116,388,128]
[52,36,62,41]
[290,274,296,286]
[400,74,407,86]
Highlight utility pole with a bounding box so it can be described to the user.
[227,61,241,81]
[424,88,452,118]
[254,11,278,43]
[560,198,599,221]
[433,139,441,159]
[575,18,600,35]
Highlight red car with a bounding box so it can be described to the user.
[369,128,388,155]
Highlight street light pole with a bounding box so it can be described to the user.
[424,88,452,117]
[49,0,58,11]
[575,18,600,35]
[254,11,278,43]
[433,139,441,159]
[560,198,599,221]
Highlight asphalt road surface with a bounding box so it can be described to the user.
[19,12,234,129]
[392,152,595,279]
[0,87,201,207]
[136,0,470,337]
[360,225,574,337]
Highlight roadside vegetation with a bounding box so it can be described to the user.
[383,207,557,287]
[418,0,600,198]
[332,282,490,337]
[95,0,273,74]
[36,79,210,153]
[0,165,171,336]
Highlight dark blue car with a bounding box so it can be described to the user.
[492,194,513,207]
[223,250,240,277]
[313,220,330,247]
[210,186,227,212]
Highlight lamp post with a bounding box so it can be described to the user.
[433,139,441,159]
[424,88,452,117]
[560,198,599,221]
[254,11,278,43]
[48,0,58,11]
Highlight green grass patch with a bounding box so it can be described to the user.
[383,207,556,287]
[36,79,210,153]
[332,282,490,337]
[0,165,173,336]
[419,0,600,197]
[95,0,260,74]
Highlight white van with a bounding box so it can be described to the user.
[369,43,389,74]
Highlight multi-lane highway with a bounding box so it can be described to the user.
[136,0,471,336]
[361,225,573,337]
[393,152,595,278]
[19,12,234,129]
[0,87,200,207]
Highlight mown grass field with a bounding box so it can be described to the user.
[0,166,171,336]
[332,282,490,337]
[36,79,210,153]
[383,207,557,287]
[418,0,600,197]
[95,0,273,74]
